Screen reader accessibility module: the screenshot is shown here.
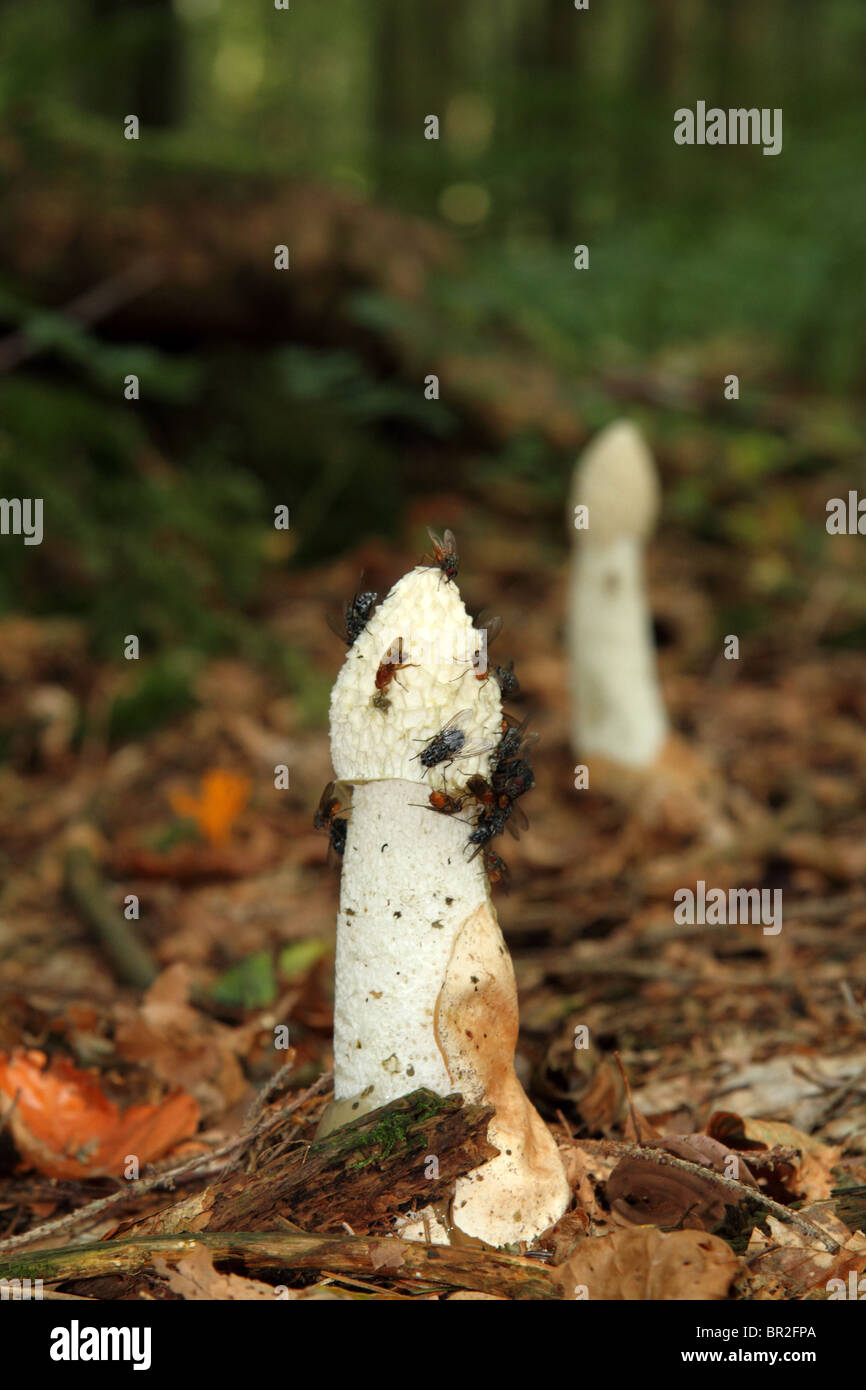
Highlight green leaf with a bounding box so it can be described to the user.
[210,951,277,1010]
[278,939,330,980]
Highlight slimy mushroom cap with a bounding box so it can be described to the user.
[329,566,502,787]
[572,420,660,544]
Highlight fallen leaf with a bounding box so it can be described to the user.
[153,1246,276,1301]
[0,1048,199,1179]
[745,1214,866,1300]
[708,1111,840,1200]
[607,1137,757,1232]
[554,1226,740,1300]
[169,769,252,847]
[152,1247,354,1300]
[114,965,246,1120]
[369,1240,406,1270]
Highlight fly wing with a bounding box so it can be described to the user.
[313,780,337,829]
[472,611,503,646]
[325,607,350,643]
[457,738,497,760]
[434,708,473,736]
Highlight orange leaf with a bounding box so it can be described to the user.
[0,1049,199,1179]
[169,769,251,847]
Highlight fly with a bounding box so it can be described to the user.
[425,527,459,584]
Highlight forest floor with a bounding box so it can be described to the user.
[0,441,865,1301]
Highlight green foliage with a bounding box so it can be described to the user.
[0,372,268,653]
[147,817,200,853]
[211,940,328,1012]
[277,346,454,435]
[278,939,330,980]
[210,951,277,1011]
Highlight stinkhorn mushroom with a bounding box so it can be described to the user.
[566,423,739,841]
[319,558,569,1247]
[567,420,668,770]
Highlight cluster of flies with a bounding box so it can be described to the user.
[315,529,534,890]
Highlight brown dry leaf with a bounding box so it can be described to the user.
[663,1133,759,1182]
[0,1048,199,1179]
[709,1055,866,1127]
[114,965,246,1120]
[576,1057,624,1135]
[152,1246,356,1300]
[112,821,278,882]
[555,1226,740,1300]
[708,1111,839,1200]
[369,1240,406,1271]
[745,1214,866,1300]
[561,1141,616,1227]
[153,1246,276,1301]
[607,1137,757,1232]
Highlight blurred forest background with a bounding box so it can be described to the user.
[1,0,866,1293]
[1,0,864,656]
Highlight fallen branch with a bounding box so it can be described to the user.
[63,841,158,990]
[0,1230,558,1300]
[0,258,162,374]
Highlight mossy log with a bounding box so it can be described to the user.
[118,1088,498,1238]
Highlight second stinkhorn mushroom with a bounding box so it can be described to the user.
[319,558,569,1248]
[567,422,738,841]
[567,420,668,770]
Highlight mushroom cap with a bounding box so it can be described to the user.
[329,566,502,788]
[571,420,660,544]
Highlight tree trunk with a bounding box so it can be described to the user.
[87,0,183,128]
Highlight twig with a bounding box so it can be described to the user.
[64,842,158,990]
[0,258,162,374]
[554,1108,574,1141]
[614,1051,645,1145]
[572,1137,841,1253]
[242,1059,299,1130]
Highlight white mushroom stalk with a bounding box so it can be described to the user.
[323,563,569,1247]
[567,420,668,770]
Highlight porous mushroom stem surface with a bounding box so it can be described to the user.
[568,420,668,769]
[325,563,569,1247]
[332,779,482,1103]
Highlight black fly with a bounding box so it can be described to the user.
[494,712,536,764]
[314,780,351,860]
[329,817,348,857]
[492,660,520,698]
[412,710,492,775]
[327,580,378,647]
[415,711,468,770]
